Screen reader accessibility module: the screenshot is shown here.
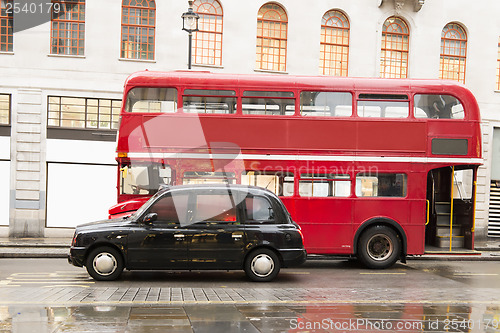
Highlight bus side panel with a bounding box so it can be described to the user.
[408,199,426,255]
[356,121,427,153]
[353,198,410,249]
[291,197,353,254]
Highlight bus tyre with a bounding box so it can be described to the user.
[86,246,124,281]
[358,225,401,269]
[244,248,281,282]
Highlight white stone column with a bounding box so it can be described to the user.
[9,89,46,237]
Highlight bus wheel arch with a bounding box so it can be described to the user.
[353,218,407,268]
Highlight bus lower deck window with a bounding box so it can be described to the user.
[299,174,351,197]
[242,171,294,197]
[355,173,407,197]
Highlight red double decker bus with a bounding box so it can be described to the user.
[110,71,482,268]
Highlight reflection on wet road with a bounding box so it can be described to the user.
[1,303,500,332]
[2,259,500,331]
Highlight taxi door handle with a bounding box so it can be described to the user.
[232,234,243,240]
[174,234,185,241]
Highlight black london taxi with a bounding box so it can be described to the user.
[68,184,306,282]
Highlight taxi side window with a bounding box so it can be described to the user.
[192,193,238,223]
[245,196,275,224]
[147,193,189,225]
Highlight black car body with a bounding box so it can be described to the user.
[68,184,306,281]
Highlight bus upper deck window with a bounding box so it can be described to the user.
[300,92,352,117]
[126,87,178,113]
[414,94,465,119]
[183,89,237,114]
[242,91,295,116]
[357,94,409,118]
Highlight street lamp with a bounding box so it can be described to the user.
[181,0,200,69]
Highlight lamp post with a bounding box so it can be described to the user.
[181,0,200,69]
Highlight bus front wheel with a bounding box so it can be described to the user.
[357,225,401,269]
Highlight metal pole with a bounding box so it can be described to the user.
[188,32,192,69]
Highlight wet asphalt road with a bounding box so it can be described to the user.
[1,258,500,332]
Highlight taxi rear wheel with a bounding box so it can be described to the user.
[86,246,124,281]
[244,248,281,282]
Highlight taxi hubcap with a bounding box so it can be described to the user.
[251,254,274,277]
[93,252,117,276]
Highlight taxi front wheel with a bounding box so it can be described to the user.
[86,246,124,281]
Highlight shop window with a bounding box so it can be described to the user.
[48,96,121,129]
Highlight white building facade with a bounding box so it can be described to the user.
[0,0,499,240]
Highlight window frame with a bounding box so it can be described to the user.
[298,173,351,198]
[300,91,353,117]
[192,0,223,67]
[0,93,10,126]
[47,95,121,130]
[320,9,349,77]
[496,36,500,91]
[440,22,467,84]
[413,93,465,120]
[355,173,408,198]
[182,89,237,114]
[50,0,86,56]
[380,16,409,79]
[243,195,276,224]
[356,94,410,118]
[256,2,288,72]
[241,170,294,197]
[120,0,156,61]
[0,0,13,52]
[191,189,241,225]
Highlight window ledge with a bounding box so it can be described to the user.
[0,51,14,55]
[254,68,288,75]
[192,63,224,69]
[119,57,156,63]
[47,53,86,59]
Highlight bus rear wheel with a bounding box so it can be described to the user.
[358,225,401,269]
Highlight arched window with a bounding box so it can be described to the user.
[440,23,467,83]
[50,0,86,55]
[320,10,349,76]
[121,0,155,60]
[256,3,287,72]
[193,0,223,66]
[380,16,409,78]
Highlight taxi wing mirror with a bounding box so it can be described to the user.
[143,213,157,224]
